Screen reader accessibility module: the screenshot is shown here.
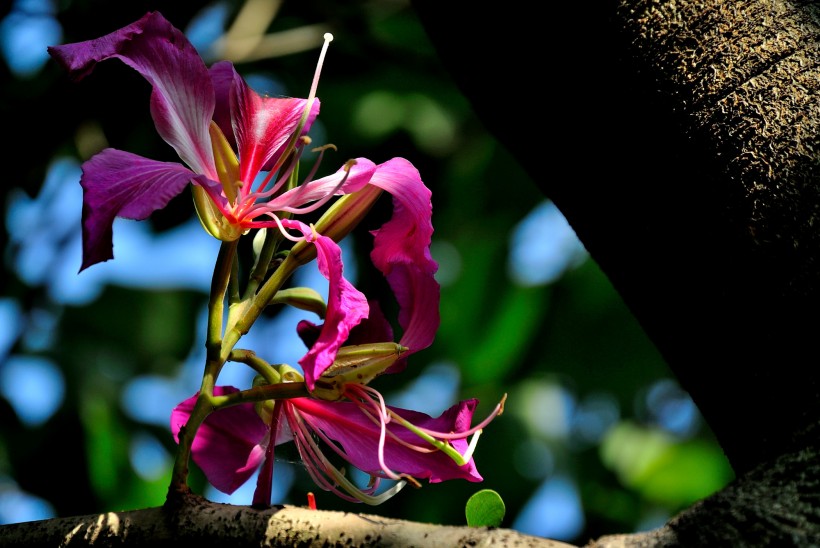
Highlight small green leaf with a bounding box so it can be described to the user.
[465,489,506,527]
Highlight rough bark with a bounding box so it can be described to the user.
[412,0,820,545]
[0,491,572,548]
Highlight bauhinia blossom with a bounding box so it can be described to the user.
[171,383,504,505]
[50,11,479,509]
[48,11,440,386]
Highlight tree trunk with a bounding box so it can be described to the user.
[412,0,820,544]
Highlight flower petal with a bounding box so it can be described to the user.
[231,70,319,185]
[367,158,440,356]
[209,60,237,150]
[79,148,198,270]
[170,386,268,495]
[289,397,483,483]
[48,11,216,177]
[282,219,369,390]
[345,300,394,346]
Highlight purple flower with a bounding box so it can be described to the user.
[49,12,440,385]
[171,385,503,504]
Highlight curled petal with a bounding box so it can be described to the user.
[79,149,198,270]
[289,397,483,483]
[48,11,217,177]
[170,386,268,495]
[282,219,369,390]
[367,158,440,356]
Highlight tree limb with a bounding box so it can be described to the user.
[412,0,820,544]
[0,492,572,548]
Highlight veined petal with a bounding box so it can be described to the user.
[209,61,237,150]
[79,148,198,270]
[232,69,320,185]
[170,386,268,495]
[380,264,439,372]
[345,300,394,346]
[48,11,217,178]
[367,158,440,355]
[288,397,482,483]
[282,219,369,390]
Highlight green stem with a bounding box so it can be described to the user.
[213,382,310,407]
[229,349,281,384]
[169,391,217,493]
[245,230,281,300]
[170,239,237,495]
[223,253,301,359]
[207,240,237,352]
[229,248,241,304]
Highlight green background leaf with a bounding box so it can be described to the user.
[465,489,506,528]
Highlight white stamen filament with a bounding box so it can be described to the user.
[309,33,333,106]
[268,215,305,243]
[288,405,405,504]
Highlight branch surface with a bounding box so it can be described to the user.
[0,493,573,548]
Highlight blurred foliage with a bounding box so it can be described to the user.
[0,0,733,544]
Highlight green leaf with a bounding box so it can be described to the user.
[465,489,506,528]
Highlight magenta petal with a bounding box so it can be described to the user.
[282,219,369,390]
[48,11,216,177]
[345,300,394,346]
[170,386,268,495]
[79,148,197,270]
[367,158,440,353]
[209,61,237,149]
[290,398,482,483]
[232,70,319,184]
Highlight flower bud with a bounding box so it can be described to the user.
[311,342,407,401]
[270,287,327,318]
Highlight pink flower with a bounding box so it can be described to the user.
[289,157,441,389]
[49,12,440,383]
[171,385,502,504]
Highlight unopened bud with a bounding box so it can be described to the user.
[311,342,407,401]
[270,287,327,318]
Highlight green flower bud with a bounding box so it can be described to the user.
[311,342,407,401]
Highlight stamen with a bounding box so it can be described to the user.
[413,393,507,440]
[279,160,354,215]
[346,384,438,453]
[272,217,305,242]
[245,136,313,206]
[308,33,333,108]
[459,430,482,463]
[288,405,406,504]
